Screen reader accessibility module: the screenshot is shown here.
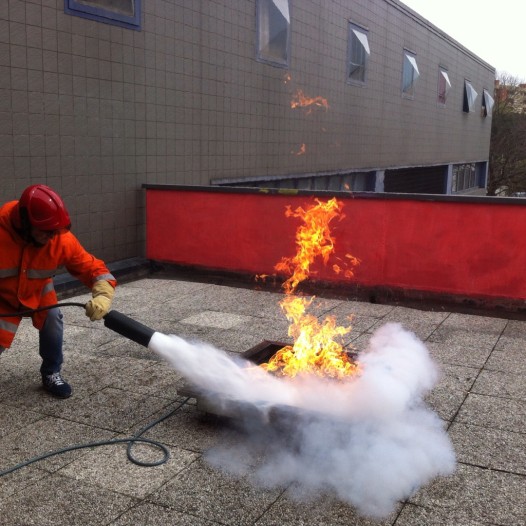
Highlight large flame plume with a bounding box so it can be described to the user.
[261,198,360,379]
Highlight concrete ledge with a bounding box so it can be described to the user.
[55,257,153,299]
[150,261,526,320]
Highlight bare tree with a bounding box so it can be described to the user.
[487,73,526,196]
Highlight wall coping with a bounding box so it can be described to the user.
[142,184,526,207]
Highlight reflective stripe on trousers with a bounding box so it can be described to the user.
[0,318,18,333]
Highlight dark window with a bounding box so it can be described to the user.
[384,166,447,194]
[482,89,495,117]
[214,172,373,192]
[452,163,477,192]
[402,50,419,98]
[347,23,370,85]
[64,0,141,30]
[437,67,451,105]
[256,0,291,68]
[463,80,478,113]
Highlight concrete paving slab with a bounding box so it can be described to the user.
[0,473,137,526]
[502,319,526,337]
[180,310,255,329]
[109,360,183,400]
[63,322,121,350]
[471,369,526,400]
[440,312,509,333]
[485,348,526,374]
[394,503,495,526]
[321,301,385,329]
[34,387,173,434]
[155,319,291,356]
[370,318,442,341]
[254,493,399,525]
[455,393,526,433]
[424,340,494,368]
[216,287,289,321]
[427,326,500,351]
[448,422,526,475]
[409,463,526,526]
[494,333,526,353]
[110,502,219,525]
[0,416,116,473]
[382,306,450,326]
[55,354,147,397]
[58,439,198,499]
[140,404,232,453]
[424,363,477,421]
[147,458,284,526]
[0,376,72,410]
[93,337,162,362]
[0,465,48,499]
[336,300,395,318]
[0,404,44,439]
[0,275,525,525]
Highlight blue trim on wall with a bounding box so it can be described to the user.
[64,0,141,30]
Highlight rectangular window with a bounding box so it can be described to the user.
[402,50,419,98]
[463,80,478,113]
[256,0,291,68]
[437,67,451,105]
[347,23,370,85]
[482,89,495,117]
[64,0,141,30]
[452,163,477,192]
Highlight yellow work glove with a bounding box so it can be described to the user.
[85,280,115,321]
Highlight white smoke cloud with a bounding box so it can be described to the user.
[149,322,456,519]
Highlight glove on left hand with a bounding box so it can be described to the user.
[85,280,115,321]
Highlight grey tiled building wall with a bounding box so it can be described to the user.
[0,0,495,263]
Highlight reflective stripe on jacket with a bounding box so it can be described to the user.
[0,201,117,347]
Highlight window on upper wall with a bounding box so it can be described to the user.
[482,89,495,117]
[437,67,451,105]
[64,0,141,30]
[463,80,478,112]
[256,0,291,68]
[402,50,419,98]
[347,23,370,85]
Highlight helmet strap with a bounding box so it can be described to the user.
[18,207,42,245]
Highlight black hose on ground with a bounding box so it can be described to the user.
[0,302,187,474]
[0,397,191,476]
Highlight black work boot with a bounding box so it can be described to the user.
[42,372,72,398]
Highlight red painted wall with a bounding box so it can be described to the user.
[145,188,526,301]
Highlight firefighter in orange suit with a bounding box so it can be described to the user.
[0,185,116,398]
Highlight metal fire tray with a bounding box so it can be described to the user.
[177,340,358,423]
[177,340,288,420]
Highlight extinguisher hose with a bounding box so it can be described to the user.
[0,302,189,474]
[1,304,156,348]
[0,302,86,316]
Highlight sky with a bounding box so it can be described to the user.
[400,0,526,81]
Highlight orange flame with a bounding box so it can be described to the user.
[292,143,307,156]
[261,198,360,379]
[291,89,329,114]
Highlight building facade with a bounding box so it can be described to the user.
[0,0,496,263]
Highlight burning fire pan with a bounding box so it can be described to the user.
[177,340,288,420]
[177,340,358,426]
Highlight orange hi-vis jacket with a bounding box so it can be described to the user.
[0,201,117,348]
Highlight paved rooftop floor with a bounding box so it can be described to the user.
[0,275,525,525]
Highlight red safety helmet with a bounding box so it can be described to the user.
[14,184,71,231]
